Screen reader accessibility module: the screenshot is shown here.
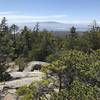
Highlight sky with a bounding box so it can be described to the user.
[0,0,100,24]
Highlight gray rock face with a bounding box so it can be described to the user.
[0,71,44,89]
[6,61,49,72]
[4,77,42,89]
[0,61,49,100]
[0,71,45,100]
[10,71,44,79]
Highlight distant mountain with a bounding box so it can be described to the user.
[16,21,89,31]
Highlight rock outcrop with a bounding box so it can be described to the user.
[23,61,49,72]
[0,71,45,100]
[0,61,49,100]
[2,72,44,89]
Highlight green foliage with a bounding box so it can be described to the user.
[68,79,100,100]
[28,30,55,61]
[46,54,58,63]
[15,57,26,71]
[42,50,100,99]
[50,90,68,100]
[17,85,36,100]
[17,80,52,100]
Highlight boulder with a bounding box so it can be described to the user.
[23,61,49,72]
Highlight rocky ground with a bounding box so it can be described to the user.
[0,61,49,100]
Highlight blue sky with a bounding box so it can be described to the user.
[0,0,100,24]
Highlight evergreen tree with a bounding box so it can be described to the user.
[0,17,13,81]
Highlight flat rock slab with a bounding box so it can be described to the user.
[4,77,43,89]
[0,71,45,90]
[10,71,45,79]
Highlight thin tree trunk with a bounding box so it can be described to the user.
[58,74,62,92]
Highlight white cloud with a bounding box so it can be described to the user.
[0,11,97,25]
[0,11,14,15]
[0,12,68,24]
